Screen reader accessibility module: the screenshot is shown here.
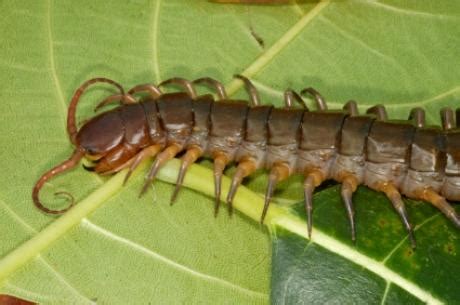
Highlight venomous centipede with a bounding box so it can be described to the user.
[32,76,460,248]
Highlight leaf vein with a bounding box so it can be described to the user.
[273,217,443,304]
[382,212,441,263]
[46,0,66,128]
[224,0,331,96]
[151,0,161,83]
[81,219,268,300]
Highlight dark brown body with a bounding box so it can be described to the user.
[33,77,460,247]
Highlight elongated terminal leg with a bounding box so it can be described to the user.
[340,173,359,242]
[300,87,327,110]
[170,146,203,204]
[366,105,388,121]
[303,170,325,238]
[139,144,182,197]
[409,107,425,128]
[261,163,290,224]
[213,152,229,216]
[226,159,257,215]
[160,78,197,98]
[416,188,460,228]
[234,74,261,106]
[284,90,307,109]
[375,182,416,248]
[193,77,227,100]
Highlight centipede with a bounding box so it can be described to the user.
[32,76,460,248]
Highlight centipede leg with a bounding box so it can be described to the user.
[284,90,307,109]
[139,144,182,197]
[160,77,197,99]
[417,188,460,228]
[343,100,359,116]
[234,74,261,106]
[261,163,290,224]
[303,170,325,238]
[376,182,416,248]
[409,107,425,128]
[441,107,455,130]
[340,174,359,243]
[170,146,203,205]
[123,144,163,184]
[32,148,85,214]
[226,159,257,215]
[94,94,137,112]
[213,152,229,216]
[95,82,163,111]
[300,87,327,110]
[456,108,460,127]
[366,105,388,121]
[193,77,227,100]
[128,84,162,98]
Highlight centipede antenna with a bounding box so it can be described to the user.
[234,74,261,106]
[300,87,327,111]
[32,148,85,214]
[139,144,182,197]
[128,84,162,98]
[409,107,425,128]
[94,94,137,112]
[366,105,388,121]
[159,78,197,99]
[68,78,125,145]
[213,153,228,216]
[341,176,358,243]
[284,89,308,109]
[170,146,202,205]
[440,107,455,130]
[193,77,227,100]
[226,159,257,215]
[343,100,359,116]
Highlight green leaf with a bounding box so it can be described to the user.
[1,1,460,305]
[271,186,460,304]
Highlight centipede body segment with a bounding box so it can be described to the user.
[33,76,460,248]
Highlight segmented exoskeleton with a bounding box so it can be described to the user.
[32,76,460,248]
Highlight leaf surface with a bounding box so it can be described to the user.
[0,1,459,304]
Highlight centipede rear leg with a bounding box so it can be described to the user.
[300,87,327,110]
[283,89,307,109]
[159,77,197,98]
[192,77,227,100]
